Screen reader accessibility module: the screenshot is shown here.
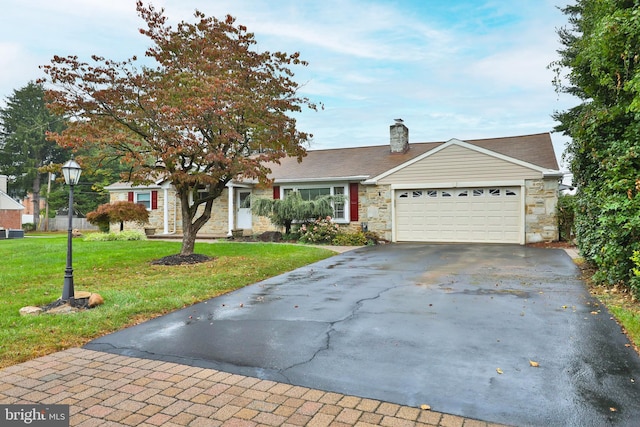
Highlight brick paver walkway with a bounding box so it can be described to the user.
[0,348,510,427]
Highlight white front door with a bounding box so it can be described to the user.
[237,190,252,229]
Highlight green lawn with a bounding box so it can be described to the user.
[0,235,335,368]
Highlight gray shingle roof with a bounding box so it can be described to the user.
[267,132,559,182]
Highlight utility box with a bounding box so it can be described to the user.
[7,229,24,239]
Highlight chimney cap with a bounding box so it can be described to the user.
[393,118,404,124]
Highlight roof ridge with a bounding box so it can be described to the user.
[463,132,550,142]
[305,132,550,153]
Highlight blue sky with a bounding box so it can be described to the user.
[0,0,577,168]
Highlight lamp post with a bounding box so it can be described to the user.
[61,157,82,304]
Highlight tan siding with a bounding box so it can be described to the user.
[379,144,542,184]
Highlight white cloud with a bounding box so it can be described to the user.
[0,0,578,166]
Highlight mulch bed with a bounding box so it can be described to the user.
[526,241,575,249]
[151,253,213,265]
[40,297,91,311]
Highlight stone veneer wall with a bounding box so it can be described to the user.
[110,188,230,235]
[110,179,559,243]
[524,178,559,243]
[359,184,393,241]
[250,187,277,234]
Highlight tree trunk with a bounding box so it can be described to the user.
[33,172,41,231]
[178,189,216,256]
[181,223,197,256]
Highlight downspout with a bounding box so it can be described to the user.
[227,183,234,236]
[163,187,169,234]
[173,193,177,234]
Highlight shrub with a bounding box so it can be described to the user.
[557,193,576,242]
[22,223,36,232]
[282,231,301,241]
[299,217,340,244]
[332,231,368,246]
[84,230,147,241]
[249,192,344,234]
[87,201,150,232]
[630,251,640,297]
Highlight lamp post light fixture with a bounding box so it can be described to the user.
[61,157,82,304]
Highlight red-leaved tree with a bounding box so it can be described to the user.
[41,1,318,255]
[87,201,150,232]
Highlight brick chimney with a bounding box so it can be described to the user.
[390,119,409,153]
[0,175,7,193]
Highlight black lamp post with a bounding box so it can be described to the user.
[61,157,82,304]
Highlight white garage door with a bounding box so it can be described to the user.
[395,187,522,243]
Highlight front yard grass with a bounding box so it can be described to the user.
[590,285,640,354]
[0,236,335,368]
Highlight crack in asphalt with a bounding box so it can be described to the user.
[279,280,408,381]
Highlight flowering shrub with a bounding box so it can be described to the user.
[299,216,340,244]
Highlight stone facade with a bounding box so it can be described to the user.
[359,184,393,241]
[348,180,559,244]
[110,186,280,236]
[108,178,559,243]
[524,178,559,243]
[110,188,230,236]
[249,187,277,234]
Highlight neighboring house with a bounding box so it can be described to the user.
[21,192,47,224]
[106,121,563,244]
[0,175,25,231]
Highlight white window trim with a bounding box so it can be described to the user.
[281,183,350,223]
[134,191,152,211]
[187,185,211,206]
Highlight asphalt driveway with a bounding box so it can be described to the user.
[85,243,640,426]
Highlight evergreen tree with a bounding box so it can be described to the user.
[0,82,67,229]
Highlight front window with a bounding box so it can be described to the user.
[333,187,345,219]
[282,184,348,221]
[298,187,331,200]
[135,192,151,210]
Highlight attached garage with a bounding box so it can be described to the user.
[394,186,522,244]
[366,132,563,244]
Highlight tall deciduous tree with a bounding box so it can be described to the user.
[0,82,67,229]
[551,0,640,294]
[41,1,318,256]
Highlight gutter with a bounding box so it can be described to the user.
[273,176,370,184]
